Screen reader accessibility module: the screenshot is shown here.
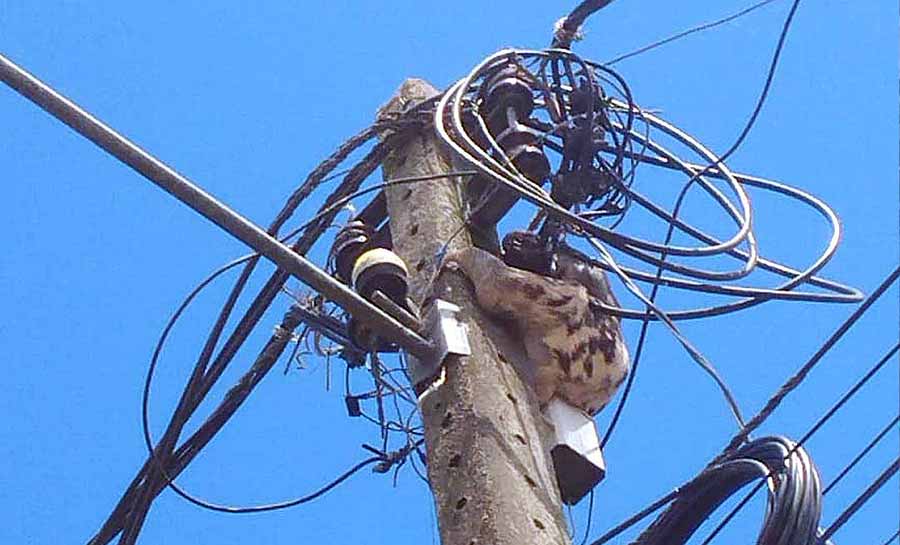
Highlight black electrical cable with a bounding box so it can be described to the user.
[604,0,784,66]
[110,127,409,544]
[632,436,823,545]
[139,171,476,513]
[161,455,383,514]
[699,480,766,545]
[676,0,801,199]
[601,141,738,446]
[880,529,900,545]
[818,458,900,543]
[141,297,382,513]
[436,47,860,324]
[552,0,616,49]
[589,237,747,429]
[720,266,900,457]
[579,490,595,545]
[699,342,899,543]
[599,308,650,447]
[589,489,682,545]
[823,414,899,495]
[597,79,766,437]
[588,287,899,544]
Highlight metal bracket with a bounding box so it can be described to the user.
[406,299,471,387]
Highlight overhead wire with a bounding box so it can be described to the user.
[107,123,405,545]
[697,341,899,544]
[434,6,870,539]
[87,0,864,538]
[719,266,900,456]
[552,0,616,49]
[579,490,595,545]
[435,46,859,324]
[138,171,475,513]
[822,414,899,496]
[596,0,803,430]
[664,0,801,213]
[589,236,746,428]
[818,457,900,543]
[604,0,785,66]
[638,436,824,545]
[587,266,898,544]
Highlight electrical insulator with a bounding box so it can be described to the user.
[494,127,551,183]
[330,219,374,284]
[479,63,550,183]
[351,248,410,304]
[483,63,535,119]
[347,248,414,351]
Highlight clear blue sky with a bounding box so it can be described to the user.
[1,1,897,544]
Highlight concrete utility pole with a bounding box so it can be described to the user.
[378,79,571,545]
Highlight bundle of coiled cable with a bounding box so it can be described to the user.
[632,436,831,545]
[433,46,862,321]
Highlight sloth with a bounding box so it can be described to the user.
[444,231,629,415]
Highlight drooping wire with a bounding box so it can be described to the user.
[601,152,721,447]
[675,0,802,196]
[598,0,802,429]
[588,488,682,545]
[616,0,828,460]
[436,47,860,323]
[589,236,746,428]
[604,0,784,66]
[105,124,403,544]
[639,436,823,545]
[139,171,475,513]
[162,455,384,514]
[719,266,900,456]
[579,490,595,545]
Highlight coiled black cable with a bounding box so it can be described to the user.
[632,436,823,545]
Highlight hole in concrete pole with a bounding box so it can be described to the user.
[409,224,419,236]
[402,188,413,200]
[449,454,461,468]
[514,434,527,445]
[533,518,545,530]
[524,475,537,488]
[416,259,427,272]
[456,497,468,510]
[506,393,518,405]
[441,411,453,429]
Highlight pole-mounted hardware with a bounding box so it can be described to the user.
[543,398,606,505]
[406,300,471,392]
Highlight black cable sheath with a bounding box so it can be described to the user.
[630,437,822,545]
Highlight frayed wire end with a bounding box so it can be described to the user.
[553,16,585,47]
